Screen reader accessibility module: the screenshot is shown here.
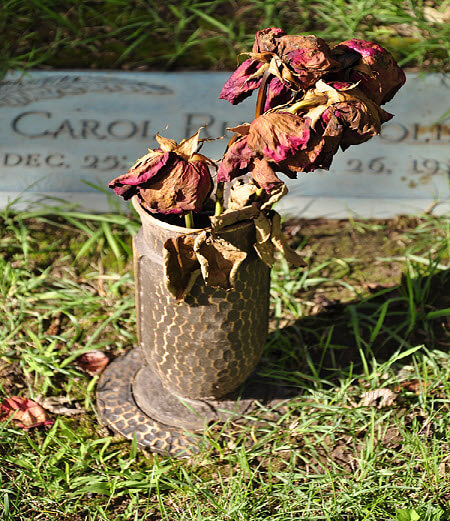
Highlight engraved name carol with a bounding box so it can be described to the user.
[0,71,448,215]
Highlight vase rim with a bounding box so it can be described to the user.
[132,196,204,234]
[132,196,254,237]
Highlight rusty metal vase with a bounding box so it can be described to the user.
[132,198,270,408]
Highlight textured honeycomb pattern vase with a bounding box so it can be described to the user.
[132,198,270,400]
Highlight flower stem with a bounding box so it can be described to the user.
[255,71,271,118]
[215,182,224,216]
[184,211,194,229]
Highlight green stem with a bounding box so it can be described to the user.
[215,182,224,216]
[184,211,194,229]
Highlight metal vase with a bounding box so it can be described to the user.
[132,198,270,401]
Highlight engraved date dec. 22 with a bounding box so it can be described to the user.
[81,155,131,171]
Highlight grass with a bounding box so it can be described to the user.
[1,0,449,78]
[0,201,449,520]
[1,2,449,517]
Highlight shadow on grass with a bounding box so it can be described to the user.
[261,268,449,388]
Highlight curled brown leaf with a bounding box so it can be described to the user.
[194,232,247,290]
[163,235,201,300]
[0,396,54,429]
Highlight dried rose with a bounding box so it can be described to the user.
[109,150,171,198]
[247,112,311,162]
[218,114,310,191]
[109,130,213,215]
[328,99,393,150]
[332,39,406,104]
[276,34,341,90]
[286,80,392,149]
[0,396,54,429]
[220,29,339,108]
[278,113,343,174]
[217,122,295,193]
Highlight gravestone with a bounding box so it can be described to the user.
[0,71,448,217]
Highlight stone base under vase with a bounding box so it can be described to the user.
[97,348,290,457]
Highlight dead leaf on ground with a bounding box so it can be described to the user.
[46,312,62,336]
[423,6,450,24]
[37,396,86,416]
[393,379,430,394]
[76,350,110,376]
[311,294,341,314]
[364,281,397,292]
[0,396,54,429]
[359,388,397,408]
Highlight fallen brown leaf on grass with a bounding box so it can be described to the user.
[37,396,86,416]
[0,396,54,429]
[393,379,430,394]
[46,312,62,336]
[360,388,397,408]
[76,350,110,376]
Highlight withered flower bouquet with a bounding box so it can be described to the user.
[109,28,405,300]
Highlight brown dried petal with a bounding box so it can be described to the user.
[219,58,265,105]
[194,232,247,290]
[277,35,341,89]
[333,39,406,105]
[76,350,110,376]
[0,396,54,429]
[250,157,283,193]
[270,212,305,267]
[264,77,293,111]
[281,113,343,173]
[228,182,259,211]
[253,27,286,53]
[216,136,254,183]
[254,212,276,267]
[210,204,260,230]
[139,159,212,215]
[163,234,201,300]
[108,151,170,199]
[332,99,392,150]
[248,112,310,162]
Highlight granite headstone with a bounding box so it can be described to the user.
[0,71,448,217]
